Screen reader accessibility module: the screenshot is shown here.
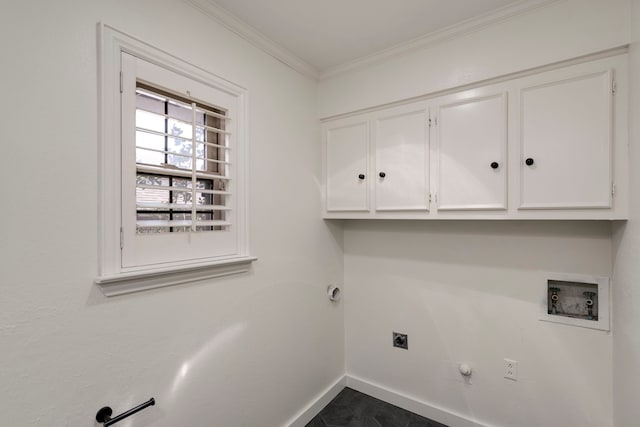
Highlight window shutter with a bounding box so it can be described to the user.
[134,84,232,233]
[98,27,253,291]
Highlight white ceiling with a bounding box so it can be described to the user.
[210,0,527,72]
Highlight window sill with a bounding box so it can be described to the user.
[95,256,257,297]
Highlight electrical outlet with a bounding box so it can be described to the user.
[504,359,518,381]
[393,332,408,349]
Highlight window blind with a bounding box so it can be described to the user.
[134,83,232,233]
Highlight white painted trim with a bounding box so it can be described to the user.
[286,374,501,427]
[95,256,257,297]
[320,0,564,79]
[184,0,319,80]
[183,0,562,81]
[346,375,493,427]
[286,376,347,427]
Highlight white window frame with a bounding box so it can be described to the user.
[96,24,255,296]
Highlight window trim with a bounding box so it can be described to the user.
[97,24,254,296]
[95,256,256,297]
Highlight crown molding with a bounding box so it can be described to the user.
[184,0,320,80]
[185,0,563,81]
[319,0,564,80]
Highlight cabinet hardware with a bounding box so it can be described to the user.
[491,162,499,169]
[525,158,535,166]
[379,172,386,178]
[358,174,365,180]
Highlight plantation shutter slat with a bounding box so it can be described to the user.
[136,107,233,130]
[136,220,232,228]
[136,202,232,210]
[136,123,231,138]
[135,146,232,165]
[135,164,231,180]
[135,183,231,195]
[136,87,232,121]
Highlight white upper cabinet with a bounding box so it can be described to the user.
[372,103,430,211]
[321,54,628,220]
[324,117,369,212]
[435,91,507,211]
[519,69,613,210]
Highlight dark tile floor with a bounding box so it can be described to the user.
[306,387,448,427]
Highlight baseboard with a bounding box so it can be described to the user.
[285,374,492,427]
[286,375,347,427]
[345,375,491,427]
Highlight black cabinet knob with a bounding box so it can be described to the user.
[379,172,386,178]
[525,158,535,166]
[490,162,499,169]
[358,174,365,180]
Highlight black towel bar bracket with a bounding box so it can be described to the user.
[96,398,155,426]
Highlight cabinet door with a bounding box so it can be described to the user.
[325,119,369,211]
[520,70,613,209]
[436,92,507,210]
[373,104,429,211]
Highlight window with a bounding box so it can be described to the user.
[134,83,230,234]
[97,25,253,295]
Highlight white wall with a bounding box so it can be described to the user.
[318,0,631,118]
[344,221,613,427]
[612,1,640,425]
[0,1,343,426]
[320,1,632,426]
